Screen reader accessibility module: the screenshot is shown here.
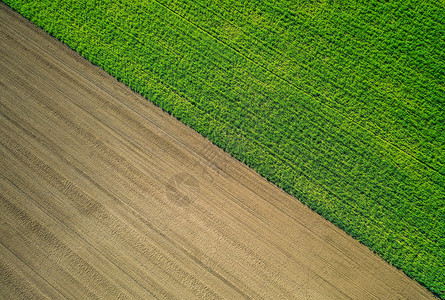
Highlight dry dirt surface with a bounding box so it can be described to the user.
[0,3,437,299]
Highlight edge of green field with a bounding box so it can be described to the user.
[3,0,444,297]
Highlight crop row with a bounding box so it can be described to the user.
[157,0,444,173]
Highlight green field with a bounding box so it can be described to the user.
[4,0,444,296]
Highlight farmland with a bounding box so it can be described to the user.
[1,3,438,298]
[2,0,445,298]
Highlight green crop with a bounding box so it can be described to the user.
[4,0,444,297]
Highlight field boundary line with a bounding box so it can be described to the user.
[1,4,442,250]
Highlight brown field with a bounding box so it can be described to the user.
[0,3,436,299]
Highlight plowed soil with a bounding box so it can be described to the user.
[0,3,436,299]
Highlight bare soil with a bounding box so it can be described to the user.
[0,3,436,299]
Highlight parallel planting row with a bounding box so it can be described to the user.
[160,0,445,173]
[4,0,444,297]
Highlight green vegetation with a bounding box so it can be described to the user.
[4,0,444,296]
